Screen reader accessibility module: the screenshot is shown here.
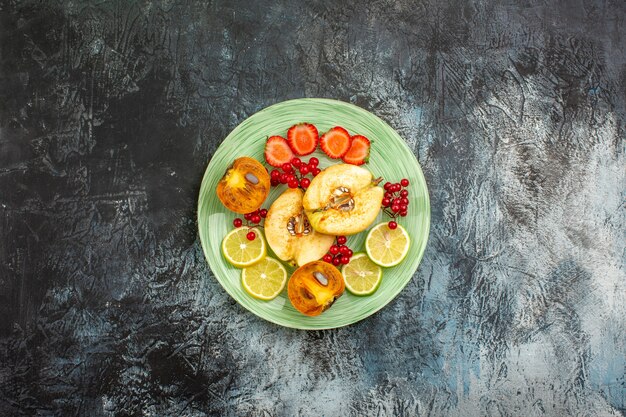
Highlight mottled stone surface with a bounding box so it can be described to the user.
[1,1,624,416]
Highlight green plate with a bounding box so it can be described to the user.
[198,98,430,329]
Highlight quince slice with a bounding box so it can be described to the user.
[265,188,335,267]
[303,164,383,235]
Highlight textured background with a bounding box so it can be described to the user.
[1,0,625,416]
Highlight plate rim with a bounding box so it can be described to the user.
[197,97,431,330]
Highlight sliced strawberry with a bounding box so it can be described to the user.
[264,135,294,167]
[319,126,351,159]
[287,123,319,156]
[342,135,371,165]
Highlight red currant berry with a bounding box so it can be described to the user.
[288,179,299,188]
[384,182,392,190]
[401,178,409,187]
[337,236,347,245]
[339,246,350,255]
[391,204,400,212]
[400,189,409,197]
[346,249,353,257]
[382,198,391,207]
[384,192,393,200]
[282,163,293,173]
[393,198,401,206]
[287,174,296,183]
[271,179,279,186]
[332,257,341,266]
[400,210,408,217]
[399,205,408,212]
[340,255,350,265]
[291,157,302,167]
[299,164,310,175]
[259,209,268,218]
[329,245,340,255]
[251,214,261,224]
[279,173,288,184]
[400,198,409,205]
[311,167,321,176]
[271,169,281,180]
[309,157,319,166]
[300,177,311,189]
[233,218,243,227]
[388,221,398,230]
[244,213,252,220]
[323,254,333,263]
[246,231,256,240]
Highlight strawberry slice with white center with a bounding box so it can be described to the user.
[287,123,319,156]
[342,135,370,165]
[319,126,351,159]
[265,135,294,167]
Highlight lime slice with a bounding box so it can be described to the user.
[221,227,266,268]
[365,222,410,267]
[341,253,383,295]
[241,257,288,300]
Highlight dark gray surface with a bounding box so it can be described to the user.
[1,1,624,416]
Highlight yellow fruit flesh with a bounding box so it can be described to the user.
[265,188,335,266]
[303,164,383,235]
[224,168,246,188]
[301,274,337,306]
[302,164,373,210]
[306,186,383,235]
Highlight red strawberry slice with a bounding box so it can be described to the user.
[342,135,370,165]
[264,136,294,167]
[287,123,319,156]
[319,126,351,159]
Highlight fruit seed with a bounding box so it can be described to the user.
[313,272,329,286]
[245,172,260,184]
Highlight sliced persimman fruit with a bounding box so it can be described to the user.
[216,157,270,214]
[288,260,345,316]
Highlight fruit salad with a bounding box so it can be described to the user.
[215,122,413,316]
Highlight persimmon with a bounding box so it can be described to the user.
[216,157,270,214]
[288,261,345,316]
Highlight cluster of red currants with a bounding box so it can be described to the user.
[322,235,353,266]
[232,208,268,240]
[270,157,321,189]
[381,178,410,230]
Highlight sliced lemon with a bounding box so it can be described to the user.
[365,222,411,267]
[241,257,288,300]
[221,227,266,268]
[341,253,383,295]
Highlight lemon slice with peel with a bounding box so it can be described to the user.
[241,257,288,300]
[221,227,266,268]
[341,253,383,295]
[365,222,410,267]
